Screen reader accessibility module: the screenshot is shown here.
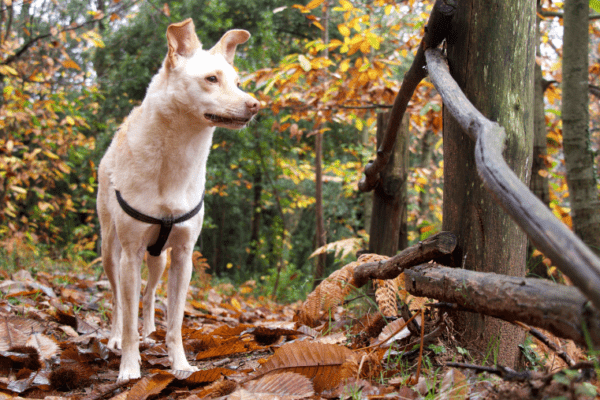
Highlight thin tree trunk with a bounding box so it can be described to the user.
[528,5,551,278]
[562,0,600,256]
[443,0,535,368]
[369,112,409,256]
[417,130,435,222]
[313,2,329,288]
[245,169,262,271]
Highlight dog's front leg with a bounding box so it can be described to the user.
[166,247,197,372]
[118,249,144,381]
[142,251,167,340]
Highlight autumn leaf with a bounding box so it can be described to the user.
[306,0,325,10]
[61,59,81,70]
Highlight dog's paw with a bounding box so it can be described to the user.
[172,364,199,373]
[141,326,156,340]
[107,336,122,350]
[117,362,141,382]
[141,336,156,345]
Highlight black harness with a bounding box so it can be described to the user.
[115,190,205,257]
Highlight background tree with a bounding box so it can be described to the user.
[562,0,600,256]
[442,0,535,368]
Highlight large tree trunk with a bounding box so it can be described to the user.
[562,0,600,256]
[443,0,535,368]
[369,112,409,256]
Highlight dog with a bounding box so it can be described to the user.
[96,18,259,381]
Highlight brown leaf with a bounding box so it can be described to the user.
[126,371,174,400]
[210,324,254,337]
[7,370,51,393]
[246,326,303,346]
[168,367,236,384]
[237,372,314,399]
[373,318,410,347]
[195,341,260,361]
[438,368,468,400]
[0,317,44,351]
[253,341,355,393]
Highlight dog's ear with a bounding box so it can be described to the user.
[209,30,250,65]
[166,18,201,69]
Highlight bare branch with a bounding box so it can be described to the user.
[538,8,600,20]
[1,18,99,66]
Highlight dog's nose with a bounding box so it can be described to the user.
[246,98,260,114]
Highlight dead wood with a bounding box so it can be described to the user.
[353,231,457,288]
[424,47,600,315]
[403,263,600,348]
[358,0,455,192]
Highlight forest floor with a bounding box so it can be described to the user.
[0,259,598,400]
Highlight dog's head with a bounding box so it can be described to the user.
[161,19,259,129]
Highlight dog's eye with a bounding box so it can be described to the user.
[206,76,218,83]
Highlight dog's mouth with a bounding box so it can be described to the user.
[204,113,251,127]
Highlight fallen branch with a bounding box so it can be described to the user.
[358,0,455,192]
[403,263,600,348]
[424,47,600,315]
[353,231,456,288]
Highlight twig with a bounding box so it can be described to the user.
[413,308,426,383]
[446,362,538,382]
[538,9,600,20]
[512,321,576,367]
[352,231,456,288]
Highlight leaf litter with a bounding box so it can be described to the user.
[0,255,597,399]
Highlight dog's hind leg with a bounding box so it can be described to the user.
[142,250,167,340]
[102,222,124,351]
[165,246,198,372]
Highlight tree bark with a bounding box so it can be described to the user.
[368,112,409,256]
[562,0,600,256]
[442,0,535,368]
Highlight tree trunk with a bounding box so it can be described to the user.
[417,130,435,222]
[562,0,600,256]
[313,2,329,288]
[528,6,551,278]
[245,169,262,271]
[443,0,535,368]
[369,112,409,256]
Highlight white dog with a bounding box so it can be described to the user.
[97,18,259,380]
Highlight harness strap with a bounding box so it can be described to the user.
[115,190,205,257]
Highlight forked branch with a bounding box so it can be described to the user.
[358,0,456,192]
